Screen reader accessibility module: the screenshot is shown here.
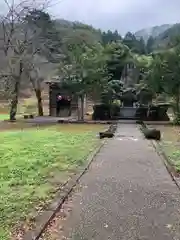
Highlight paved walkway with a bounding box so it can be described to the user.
[61,124,180,240]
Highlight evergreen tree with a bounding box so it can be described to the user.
[123,32,145,54]
[138,37,147,54]
[101,30,122,45]
[146,36,155,53]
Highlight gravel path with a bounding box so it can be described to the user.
[48,124,180,240]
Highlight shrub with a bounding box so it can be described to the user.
[147,104,170,121]
[173,114,180,125]
[142,128,161,140]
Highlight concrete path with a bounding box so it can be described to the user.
[61,124,180,240]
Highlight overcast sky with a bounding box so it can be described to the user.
[1,0,180,34]
[47,0,180,34]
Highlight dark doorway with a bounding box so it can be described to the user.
[56,95,71,117]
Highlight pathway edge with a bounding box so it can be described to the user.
[151,140,180,190]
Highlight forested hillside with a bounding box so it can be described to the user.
[55,19,102,45]
[134,23,180,51]
[135,24,172,42]
[152,23,180,50]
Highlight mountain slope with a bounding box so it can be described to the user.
[153,23,180,49]
[135,24,173,42]
[55,19,102,44]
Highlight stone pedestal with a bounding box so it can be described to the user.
[119,107,137,119]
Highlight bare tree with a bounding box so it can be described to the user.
[0,0,57,120]
[23,60,44,116]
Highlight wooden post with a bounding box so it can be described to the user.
[78,95,86,120]
[78,97,81,120]
[84,94,87,115]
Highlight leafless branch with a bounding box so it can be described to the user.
[0,0,54,89]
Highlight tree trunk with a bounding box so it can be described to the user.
[77,95,85,121]
[35,88,43,116]
[77,97,81,121]
[174,93,180,120]
[10,78,19,121]
[80,95,85,121]
[9,61,23,121]
[30,77,44,116]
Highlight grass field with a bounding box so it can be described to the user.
[153,125,180,172]
[0,113,22,122]
[0,124,106,239]
[0,114,9,120]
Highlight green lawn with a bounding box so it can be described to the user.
[153,125,180,172]
[0,114,9,120]
[0,113,22,121]
[0,124,105,239]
